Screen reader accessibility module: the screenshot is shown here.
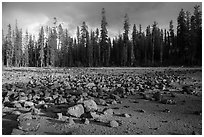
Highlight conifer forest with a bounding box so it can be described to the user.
[2,5,202,67]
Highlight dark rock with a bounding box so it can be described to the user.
[162,109,171,113]
[182,86,194,94]
[153,92,162,101]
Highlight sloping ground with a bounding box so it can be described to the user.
[2,67,202,135]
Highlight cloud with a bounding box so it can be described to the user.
[2,2,201,39]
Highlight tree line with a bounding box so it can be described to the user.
[2,5,202,67]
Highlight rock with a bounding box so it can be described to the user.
[83,99,98,112]
[11,129,26,135]
[18,96,28,102]
[14,102,22,108]
[114,87,125,95]
[67,104,84,118]
[110,94,120,100]
[111,100,117,105]
[182,86,194,94]
[103,108,114,115]
[163,109,170,113]
[161,99,176,105]
[17,113,41,132]
[65,117,75,126]
[86,83,96,88]
[142,93,152,100]
[138,109,145,113]
[192,131,199,135]
[57,113,63,120]
[95,98,106,106]
[89,111,100,119]
[153,92,162,101]
[24,101,34,108]
[109,120,119,127]
[194,110,202,115]
[3,96,10,103]
[12,111,21,115]
[31,108,40,115]
[122,113,131,118]
[83,118,90,125]
[170,93,176,97]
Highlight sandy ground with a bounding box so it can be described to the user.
[2,67,202,135]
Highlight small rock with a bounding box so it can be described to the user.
[95,98,106,106]
[182,86,194,94]
[12,111,21,115]
[66,117,75,126]
[122,113,131,118]
[111,100,117,105]
[103,108,114,115]
[57,113,63,120]
[138,109,145,113]
[90,111,100,119]
[31,108,40,115]
[24,101,34,108]
[83,99,98,112]
[86,83,96,88]
[194,110,202,115]
[11,129,25,135]
[192,131,199,135]
[163,109,171,113]
[14,102,22,108]
[109,120,119,127]
[110,94,120,100]
[153,92,162,101]
[83,118,90,125]
[67,104,84,118]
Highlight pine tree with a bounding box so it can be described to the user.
[123,13,130,66]
[152,21,158,65]
[132,24,137,65]
[24,30,29,67]
[6,24,13,67]
[38,26,45,67]
[177,9,187,64]
[100,8,108,66]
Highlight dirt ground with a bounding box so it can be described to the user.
[2,67,202,135]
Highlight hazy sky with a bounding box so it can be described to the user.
[2,2,201,38]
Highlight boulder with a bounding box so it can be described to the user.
[67,104,84,118]
[83,99,98,112]
[17,113,41,132]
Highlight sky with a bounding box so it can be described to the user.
[2,2,202,39]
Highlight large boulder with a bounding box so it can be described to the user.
[67,104,84,117]
[83,99,98,112]
[17,113,41,132]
